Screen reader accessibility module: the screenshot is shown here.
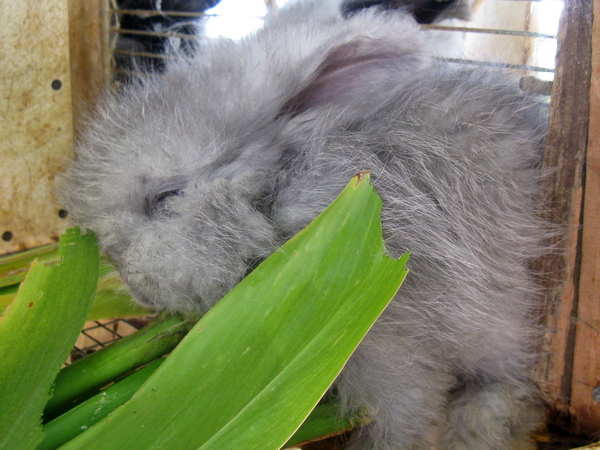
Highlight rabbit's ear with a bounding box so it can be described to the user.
[279,37,428,117]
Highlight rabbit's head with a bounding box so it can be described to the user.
[60,2,429,311]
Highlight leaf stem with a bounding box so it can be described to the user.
[44,312,192,420]
[40,358,164,450]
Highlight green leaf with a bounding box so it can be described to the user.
[39,359,165,450]
[0,228,99,449]
[43,369,360,450]
[284,402,366,448]
[63,173,409,449]
[0,255,152,321]
[0,243,59,289]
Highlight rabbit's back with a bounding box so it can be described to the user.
[273,64,546,448]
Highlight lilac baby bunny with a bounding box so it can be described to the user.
[60,1,548,448]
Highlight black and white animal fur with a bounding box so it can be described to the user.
[60,1,548,448]
[342,0,473,23]
[115,0,222,72]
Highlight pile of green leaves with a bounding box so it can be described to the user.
[0,173,409,449]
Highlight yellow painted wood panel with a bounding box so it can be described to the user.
[0,0,73,254]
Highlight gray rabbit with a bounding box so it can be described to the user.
[60,1,548,448]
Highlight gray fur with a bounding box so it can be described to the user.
[59,2,548,448]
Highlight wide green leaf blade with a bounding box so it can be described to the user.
[63,173,409,449]
[0,228,99,449]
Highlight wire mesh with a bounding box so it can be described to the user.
[104,0,562,96]
[67,316,154,364]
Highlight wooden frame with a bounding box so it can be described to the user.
[570,0,600,433]
[534,0,600,435]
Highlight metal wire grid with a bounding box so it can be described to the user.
[422,24,557,75]
[105,0,280,80]
[69,316,154,364]
[104,0,561,87]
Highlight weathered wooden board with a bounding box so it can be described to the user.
[533,0,600,436]
[0,0,73,254]
[532,0,593,430]
[569,0,600,434]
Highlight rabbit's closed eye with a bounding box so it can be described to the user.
[147,189,183,218]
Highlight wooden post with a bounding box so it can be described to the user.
[533,0,600,435]
[569,0,600,434]
[68,0,105,134]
